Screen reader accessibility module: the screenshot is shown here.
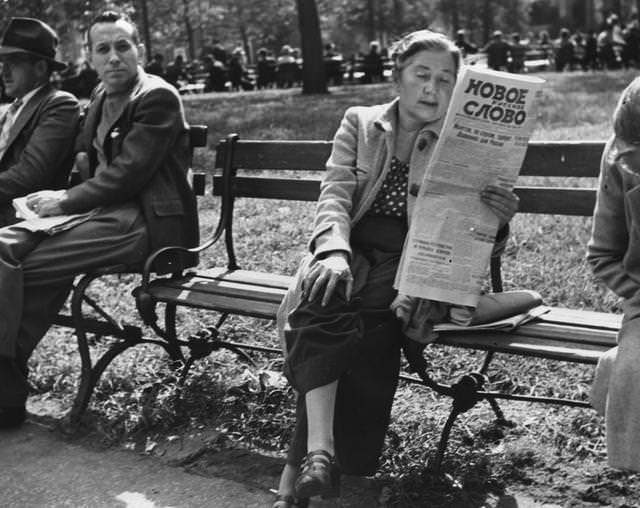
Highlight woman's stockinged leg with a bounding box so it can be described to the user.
[305,379,338,454]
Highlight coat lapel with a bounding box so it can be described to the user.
[2,85,52,154]
[89,70,146,152]
[83,85,105,143]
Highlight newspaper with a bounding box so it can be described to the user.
[395,66,545,307]
[434,305,550,333]
[12,196,98,235]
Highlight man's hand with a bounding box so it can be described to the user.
[302,251,353,307]
[480,184,519,228]
[25,190,67,217]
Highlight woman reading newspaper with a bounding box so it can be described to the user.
[589,76,640,472]
[272,30,519,508]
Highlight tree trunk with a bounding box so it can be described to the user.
[392,0,403,34]
[182,0,195,60]
[450,0,459,33]
[296,0,328,94]
[482,0,491,45]
[139,0,152,59]
[367,0,376,42]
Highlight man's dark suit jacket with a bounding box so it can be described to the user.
[61,69,199,274]
[0,84,80,225]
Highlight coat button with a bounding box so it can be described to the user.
[417,138,428,150]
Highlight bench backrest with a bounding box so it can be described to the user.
[213,136,605,215]
[211,134,605,278]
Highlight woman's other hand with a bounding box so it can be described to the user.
[480,184,519,228]
[302,251,353,307]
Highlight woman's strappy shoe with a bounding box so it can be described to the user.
[294,449,340,499]
[272,494,309,508]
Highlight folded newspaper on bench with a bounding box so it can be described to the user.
[395,67,545,307]
[12,196,97,235]
[434,304,550,332]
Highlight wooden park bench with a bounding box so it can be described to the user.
[51,124,209,423]
[128,134,618,472]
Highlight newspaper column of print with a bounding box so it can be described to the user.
[395,66,545,308]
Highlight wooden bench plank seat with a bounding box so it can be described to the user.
[148,268,290,319]
[147,267,621,365]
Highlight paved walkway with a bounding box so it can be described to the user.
[1,420,563,508]
[0,422,272,508]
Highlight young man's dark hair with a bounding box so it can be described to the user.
[85,10,140,49]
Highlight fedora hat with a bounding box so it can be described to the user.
[0,17,66,71]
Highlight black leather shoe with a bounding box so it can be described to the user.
[294,449,340,499]
[0,405,26,429]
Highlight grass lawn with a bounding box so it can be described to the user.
[30,69,640,507]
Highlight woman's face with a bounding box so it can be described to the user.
[396,49,456,130]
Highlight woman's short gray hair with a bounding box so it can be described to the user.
[389,30,461,78]
[389,30,462,75]
[613,77,640,144]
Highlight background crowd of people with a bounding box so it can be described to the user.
[458,12,640,73]
[8,10,636,101]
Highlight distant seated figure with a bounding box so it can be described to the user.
[228,47,252,91]
[362,40,384,83]
[482,30,510,71]
[509,33,528,73]
[203,54,227,92]
[67,60,99,98]
[555,28,575,72]
[324,42,344,86]
[276,45,299,88]
[145,53,165,78]
[454,29,478,59]
[0,17,80,226]
[256,48,276,89]
[164,54,188,89]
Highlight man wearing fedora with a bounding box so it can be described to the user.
[0,10,198,429]
[0,17,79,226]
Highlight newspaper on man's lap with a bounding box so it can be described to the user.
[12,196,98,235]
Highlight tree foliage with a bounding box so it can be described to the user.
[0,0,606,64]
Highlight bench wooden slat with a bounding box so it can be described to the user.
[215,140,330,171]
[214,140,605,178]
[149,287,282,320]
[183,267,292,289]
[539,307,622,330]
[152,278,287,304]
[213,176,598,216]
[505,321,616,346]
[437,330,605,364]
[520,141,605,177]
[516,187,596,215]
[213,176,319,201]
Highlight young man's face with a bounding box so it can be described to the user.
[89,20,142,94]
